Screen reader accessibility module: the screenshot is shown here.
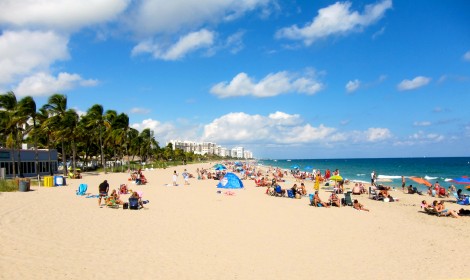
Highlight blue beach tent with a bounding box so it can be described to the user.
[217,173,244,189]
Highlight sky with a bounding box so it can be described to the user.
[0,0,469,159]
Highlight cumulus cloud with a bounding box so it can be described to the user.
[345,79,360,92]
[14,72,98,97]
[275,0,392,45]
[202,112,337,143]
[0,30,69,84]
[409,131,444,143]
[132,29,215,60]
[0,0,130,31]
[210,71,323,98]
[364,127,392,142]
[131,118,176,137]
[463,50,470,62]
[397,76,431,91]
[127,0,271,36]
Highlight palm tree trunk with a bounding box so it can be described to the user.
[99,126,106,174]
[62,141,67,177]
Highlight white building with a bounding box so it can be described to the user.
[168,140,253,159]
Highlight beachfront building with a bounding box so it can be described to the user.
[0,148,58,178]
[168,140,253,159]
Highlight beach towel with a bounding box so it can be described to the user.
[86,194,100,198]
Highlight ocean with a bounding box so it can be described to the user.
[257,157,470,192]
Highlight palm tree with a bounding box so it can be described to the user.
[42,94,69,176]
[17,96,38,177]
[85,104,110,173]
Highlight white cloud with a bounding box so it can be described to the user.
[14,72,98,97]
[275,0,392,45]
[131,118,175,137]
[0,30,69,85]
[409,131,444,143]
[397,76,431,91]
[132,29,215,60]
[345,79,360,92]
[0,0,130,31]
[127,0,271,36]
[463,50,470,62]
[203,112,337,143]
[210,71,323,98]
[130,107,151,114]
[364,127,392,142]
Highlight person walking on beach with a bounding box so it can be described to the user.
[98,180,109,206]
[172,170,178,186]
[182,169,190,185]
[401,176,406,191]
[371,171,377,186]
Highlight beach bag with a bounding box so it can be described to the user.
[295,193,301,199]
[123,202,128,209]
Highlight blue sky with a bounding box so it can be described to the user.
[1,0,469,159]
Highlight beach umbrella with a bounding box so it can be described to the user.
[329,175,343,181]
[215,166,227,171]
[451,176,470,185]
[291,165,300,169]
[409,177,432,187]
[304,166,313,171]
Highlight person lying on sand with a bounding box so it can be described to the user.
[353,199,369,212]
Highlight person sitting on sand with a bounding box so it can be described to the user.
[421,200,433,210]
[353,199,369,212]
[329,193,341,207]
[352,183,361,195]
[313,191,330,207]
[98,180,109,206]
[433,201,459,218]
[299,183,307,196]
[130,191,145,209]
[107,189,123,205]
[407,185,423,195]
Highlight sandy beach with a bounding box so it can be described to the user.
[1,162,469,280]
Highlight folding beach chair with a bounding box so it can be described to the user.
[344,191,353,206]
[129,197,140,210]
[76,184,87,196]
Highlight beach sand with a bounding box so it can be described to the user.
[1,163,469,280]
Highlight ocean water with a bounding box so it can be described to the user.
[257,157,470,192]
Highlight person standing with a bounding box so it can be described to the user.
[98,180,109,206]
[401,176,406,191]
[172,170,178,186]
[314,170,321,191]
[182,169,190,185]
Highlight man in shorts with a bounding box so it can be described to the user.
[98,180,109,206]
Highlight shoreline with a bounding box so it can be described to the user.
[1,161,469,279]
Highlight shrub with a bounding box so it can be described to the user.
[0,179,18,192]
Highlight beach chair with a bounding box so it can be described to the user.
[344,191,353,206]
[423,207,441,217]
[106,197,120,209]
[369,187,380,200]
[76,183,87,196]
[287,189,295,198]
[129,197,140,210]
[274,186,285,197]
[453,193,470,205]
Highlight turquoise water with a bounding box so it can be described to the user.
[257,157,470,192]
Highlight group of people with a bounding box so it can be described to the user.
[311,191,369,211]
[421,200,460,218]
[98,179,146,209]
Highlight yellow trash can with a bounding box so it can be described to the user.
[44,176,54,187]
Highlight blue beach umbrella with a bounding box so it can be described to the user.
[304,166,313,171]
[291,165,300,169]
[451,176,470,185]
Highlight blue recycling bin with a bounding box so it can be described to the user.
[54,175,64,186]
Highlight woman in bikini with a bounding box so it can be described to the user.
[353,199,369,211]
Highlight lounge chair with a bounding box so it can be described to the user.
[274,186,285,197]
[106,197,120,209]
[344,191,353,206]
[129,197,140,210]
[423,207,446,217]
[76,183,87,196]
[369,187,382,201]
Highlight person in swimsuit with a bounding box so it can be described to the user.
[98,180,109,206]
[353,199,369,211]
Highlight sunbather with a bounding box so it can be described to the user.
[353,199,369,211]
[329,193,341,207]
[107,189,123,205]
[433,201,459,218]
[130,191,145,209]
[313,191,330,207]
[352,183,361,195]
